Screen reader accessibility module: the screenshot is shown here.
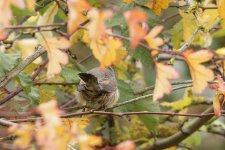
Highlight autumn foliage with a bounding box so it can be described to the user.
[1,0,225,150]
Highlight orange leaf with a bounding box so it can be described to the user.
[183,50,214,93]
[88,9,112,40]
[67,0,91,35]
[217,75,225,91]
[153,62,179,101]
[42,36,71,78]
[145,0,171,15]
[124,10,148,48]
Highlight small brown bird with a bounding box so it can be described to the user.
[76,67,119,110]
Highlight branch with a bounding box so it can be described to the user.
[4,22,66,30]
[10,109,218,123]
[0,59,48,105]
[0,46,46,88]
[147,106,214,150]
[178,26,201,52]
[0,118,17,127]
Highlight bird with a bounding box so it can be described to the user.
[76,67,119,110]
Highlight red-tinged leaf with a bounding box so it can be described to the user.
[217,75,225,91]
[115,140,136,150]
[183,50,214,93]
[213,92,225,116]
[124,10,148,48]
[209,84,219,90]
[153,63,179,101]
[67,0,91,36]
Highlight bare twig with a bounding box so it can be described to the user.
[178,27,201,52]
[0,118,17,127]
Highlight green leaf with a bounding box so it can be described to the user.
[133,99,160,131]
[88,0,101,7]
[17,72,32,88]
[139,6,160,27]
[182,131,201,148]
[0,52,20,77]
[61,66,80,82]
[133,46,155,85]
[11,5,36,18]
[106,13,126,27]
[168,21,183,49]
[135,0,150,5]
[212,29,225,38]
[28,87,40,105]
[116,80,159,130]
[115,80,135,112]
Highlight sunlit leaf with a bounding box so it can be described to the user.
[153,62,179,101]
[88,9,112,40]
[144,25,164,55]
[145,0,171,15]
[42,36,71,78]
[217,0,225,28]
[15,38,42,64]
[183,50,214,93]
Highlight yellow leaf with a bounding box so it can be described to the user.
[145,0,171,15]
[114,48,128,65]
[88,9,112,40]
[183,50,214,93]
[215,47,225,55]
[90,36,122,68]
[9,124,33,149]
[217,0,225,28]
[198,7,218,30]
[42,36,71,78]
[161,89,204,111]
[124,10,148,48]
[67,0,91,35]
[144,25,164,56]
[24,0,35,11]
[153,63,179,101]
[15,39,42,64]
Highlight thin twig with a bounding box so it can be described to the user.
[4,22,66,30]
[0,118,17,127]
[178,27,201,52]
